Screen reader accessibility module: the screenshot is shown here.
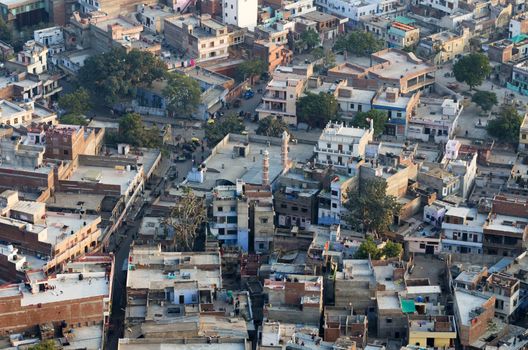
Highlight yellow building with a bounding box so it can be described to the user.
[408,315,457,348]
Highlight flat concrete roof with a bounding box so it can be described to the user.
[44,212,100,245]
[377,293,400,310]
[63,325,103,350]
[454,289,490,326]
[371,50,434,79]
[69,165,139,195]
[46,193,105,212]
[188,135,313,190]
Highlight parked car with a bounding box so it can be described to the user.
[174,155,187,162]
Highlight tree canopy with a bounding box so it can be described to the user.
[351,109,388,136]
[236,59,266,81]
[29,340,58,350]
[453,53,491,90]
[486,105,523,142]
[106,113,162,148]
[256,116,289,137]
[0,18,12,45]
[205,114,245,146]
[472,90,497,112]
[345,178,402,235]
[297,92,339,128]
[78,49,166,105]
[60,114,88,126]
[162,72,202,118]
[334,31,384,56]
[58,88,91,116]
[299,29,320,51]
[355,237,402,259]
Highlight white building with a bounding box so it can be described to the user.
[33,26,65,56]
[418,0,458,15]
[442,207,486,254]
[315,0,400,24]
[283,0,316,17]
[407,98,462,144]
[315,121,374,170]
[223,0,258,30]
[318,174,357,226]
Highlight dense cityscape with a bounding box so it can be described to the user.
[0,0,526,349]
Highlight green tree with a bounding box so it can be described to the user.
[236,59,266,81]
[355,237,381,259]
[472,90,497,112]
[334,31,384,56]
[106,113,161,147]
[205,114,245,146]
[164,187,206,251]
[29,340,58,350]
[256,116,289,137]
[299,29,320,51]
[0,18,12,44]
[162,72,202,118]
[311,47,325,61]
[486,106,523,142]
[58,88,91,116]
[297,92,339,128]
[345,178,402,235]
[382,240,403,258]
[453,53,491,90]
[78,49,165,105]
[60,114,88,126]
[351,109,388,136]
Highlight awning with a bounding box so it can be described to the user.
[401,299,416,314]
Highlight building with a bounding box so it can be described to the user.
[223,0,258,30]
[509,13,528,37]
[441,207,486,254]
[5,40,48,75]
[376,291,407,339]
[453,289,495,348]
[256,65,312,125]
[318,174,357,226]
[136,4,174,34]
[210,180,275,252]
[323,307,368,347]
[297,10,347,41]
[519,113,528,153]
[328,49,436,94]
[0,253,113,335]
[0,0,48,27]
[408,315,457,348]
[407,98,462,144]
[263,275,323,326]
[483,273,521,320]
[77,0,158,17]
[483,196,528,257]
[164,14,233,62]
[442,141,478,200]
[315,0,403,24]
[315,121,374,170]
[418,0,458,15]
[44,124,104,161]
[387,19,420,49]
[417,29,469,64]
[33,26,65,56]
[371,87,420,139]
[253,40,293,74]
[0,190,102,273]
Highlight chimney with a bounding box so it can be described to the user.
[281,131,290,170]
[262,150,270,186]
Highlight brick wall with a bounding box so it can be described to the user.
[0,221,52,256]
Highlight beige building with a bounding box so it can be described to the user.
[256,65,312,125]
[418,29,469,64]
[6,40,48,75]
[164,14,233,62]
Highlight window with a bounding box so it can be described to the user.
[64,150,69,155]
[386,318,393,323]
[260,218,268,224]
[218,206,223,212]
[220,39,224,44]
[230,206,236,212]
[281,204,287,209]
[231,4,233,8]
[326,143,331,149]
[350,103,354,109]
[292,206,299,211]
[331,203,337,208]
[331,190,338,196]
[201,43,206,48]
[227,216,237,224]
[420,243,425,249]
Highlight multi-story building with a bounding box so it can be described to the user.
[454,289,495,348]
[253,40,293,74]
[315,0,403,24]
[509,13,528,37]
[5,40,48,75]
[296,10,347,41]
[136,4,174,34]
[210,179,274,252]
[483,273,521,320]
[372,87,420,139]
[263,275,323,325]
[223,0,258,30]
[483,196,528,257]
[0,254,113,336]
[418,0,458,15]
[407,98,462,144]
[328,49,436,94]
[164,14,232,62]
[44,124,104,161]
[256,65,312,125]
[77,0,158,16]
[34,26,65,56]
[508,59,528,95]
[315,121,374,170]
[441,207,486,254]
[0,0,48,27]
[408,315,457,348]
[442,141,478,200]
[318,174,357,226]
[417,29,469,64]
[387,19,420,49]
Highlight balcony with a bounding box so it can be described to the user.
[263,91,287,102]
[314,146,353,156]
